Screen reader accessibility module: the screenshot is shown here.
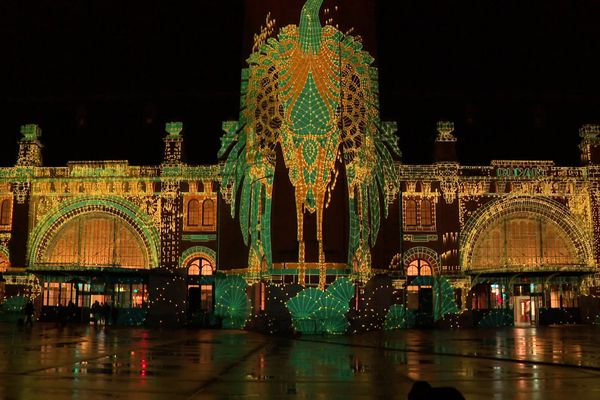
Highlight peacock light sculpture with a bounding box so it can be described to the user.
[220,0,400,288]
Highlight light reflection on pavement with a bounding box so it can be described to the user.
[1,323,599,399]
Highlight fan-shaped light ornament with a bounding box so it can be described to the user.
[326,277,355,305]
[319,315,349,335]
[433,276,460,320]
[215,275,251,329]
[384,304,415,330]
[316,293,349,334]
[287,287,327,334]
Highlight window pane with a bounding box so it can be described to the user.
[132,285,147,308]
[42,213,148,269]
[188,259,201,275]
[420,200,432,226]
[201,259,213,276]
[187,200,200,226]
[407,264,418,276]
[0,200,10,225]
[420,265,432,276]
[471,214,577,271]
[202,199,215,226]
[405,200,417,226]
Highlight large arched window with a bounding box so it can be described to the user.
[41,213,149,268]
[187,199,200,226]
[187,257,213,276]
[0,199,11,225]
[188,261,200,276]
[405,199,417,226]
[471,214,578,271]
[407,259,432,278]
[202,199,215,226]
[420,199,432,226]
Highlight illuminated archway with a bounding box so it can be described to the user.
[181,246,216,314]
[403,247,440,276]
[460,196,594,273]
[28,197,159,268]
[180,246,216,270]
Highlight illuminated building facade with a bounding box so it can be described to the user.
[0,123,220,326]
[1,0,599,330]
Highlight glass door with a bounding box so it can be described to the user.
[514,296,532,327]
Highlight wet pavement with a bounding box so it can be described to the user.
[1,323,600,399]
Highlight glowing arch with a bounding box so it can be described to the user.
[180,246,216,269]
[28,196,160,268]
[403,247,440,276]
[460,196,594,272]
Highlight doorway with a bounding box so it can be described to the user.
[513,295,540,327]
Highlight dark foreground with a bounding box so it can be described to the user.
[1,323,599,399]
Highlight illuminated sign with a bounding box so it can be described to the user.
[496,167,546,178]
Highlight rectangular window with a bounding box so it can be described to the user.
[60,283,74,305]
[405,199,417,227]
[77,283,91,307]
[550,285,561,308]
[115,284,132,308]
[0,199,11,226]
[420,200,432,226]
[403,196,436,232]
[132,284,147,308]
[45,282,60,306]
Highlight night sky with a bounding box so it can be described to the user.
[1,0,599,167]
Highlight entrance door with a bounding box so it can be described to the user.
[514,296,532,327]
[188,286,202,315]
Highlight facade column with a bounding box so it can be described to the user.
[147,122,187,327]
[9,124,43,269]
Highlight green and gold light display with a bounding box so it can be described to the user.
[411,275,460,321]
[220,0,401,287]
[215,274,251,329]
[384,304,415,330]
[286,277,354,334]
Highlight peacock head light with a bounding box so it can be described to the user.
[299,0,325,53]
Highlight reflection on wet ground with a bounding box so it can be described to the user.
[0,323,599,399]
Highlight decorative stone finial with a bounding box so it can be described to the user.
[165,121,183,137]
[579,124,600,140]
[163,122,183,167]
[20,124,41,141]
[436,121,456,142]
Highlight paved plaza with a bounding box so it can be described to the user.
[0,323,600,399]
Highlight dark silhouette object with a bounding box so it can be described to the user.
[408,381,465,400]
[101,303,109,325]
[91,300,101,327]
[23,301,34,327]
[57,303,67,327]
[67,300,77,323]
[111,306,119,326]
